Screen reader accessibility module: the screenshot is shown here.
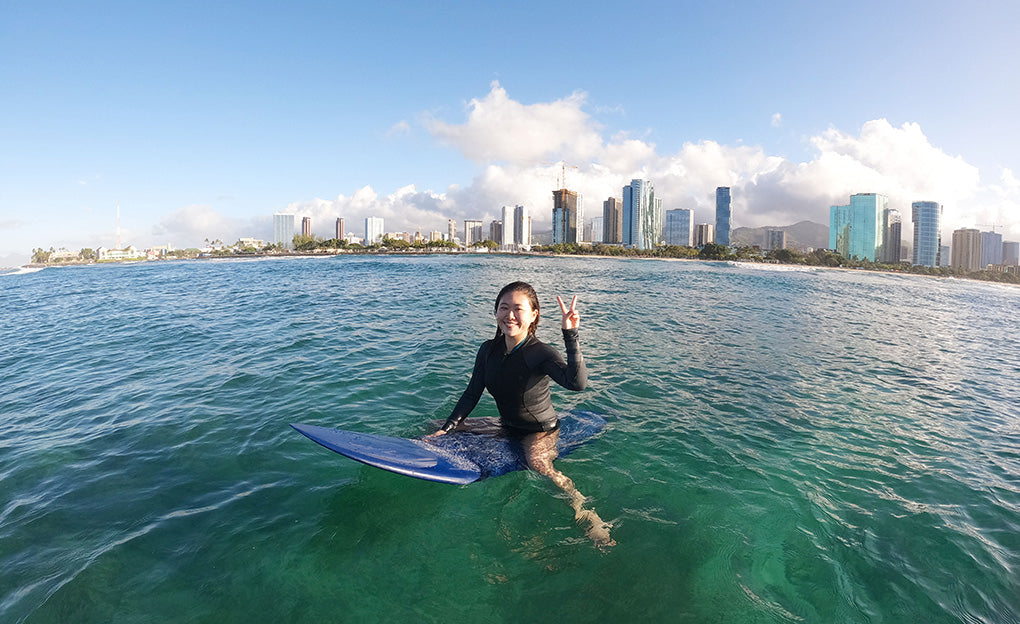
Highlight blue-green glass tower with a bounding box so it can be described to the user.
[716,187,731,246]
[829,193,888,261]
[911,201,942,267]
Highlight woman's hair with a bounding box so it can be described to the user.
[493,281,540,340]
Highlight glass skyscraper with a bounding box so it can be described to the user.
[665,209,693,246]
[623,179,663,250]
[716,187,731,246]
[829,193,889,261]
[273,213,295,250]
[911,201,942,267]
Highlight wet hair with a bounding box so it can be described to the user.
[493,281,540,340]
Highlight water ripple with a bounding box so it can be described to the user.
[1,257,1019,622]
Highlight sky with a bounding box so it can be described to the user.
[2,0,1019,265]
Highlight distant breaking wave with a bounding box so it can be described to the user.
[0,266,44,276]
[727,261,819,273]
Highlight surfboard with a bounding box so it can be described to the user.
[290,410,606,485]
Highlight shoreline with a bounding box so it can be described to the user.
[14,248,1019,288]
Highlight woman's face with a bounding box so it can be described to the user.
[496,290,538,344]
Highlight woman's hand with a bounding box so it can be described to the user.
[423,429,448,441]
[557,295,580,330]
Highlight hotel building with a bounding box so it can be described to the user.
[951,228,983,272]
[603,197,623,244]
[365,217,384,246]
[665,209,694,246]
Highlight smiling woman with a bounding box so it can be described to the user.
[426,280,614,547]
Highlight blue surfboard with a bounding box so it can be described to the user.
[291,410,606,484]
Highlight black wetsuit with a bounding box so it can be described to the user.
[441,329,587,434]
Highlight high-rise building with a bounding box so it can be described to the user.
[273,213,295,249]
[588,217,604,244]
[447,219,457,243]
[665,209,694,246]
[951,228,983,272]
[911,201,942,267]
[464,219,483,246]
[500,206,515,248]
[764,229,787,251]
[365,217,384,246]
[552,190,581,244]
[829,193,889,261]
[883,209,902,263]
[695,223,715,247]
[335,217,345,241]
[513,205,531,248]
[1003,241,1020,266]
[980,231,1003,268]
[716,187,731,246]
[490,220,503,244]
[623,179,663,250]
[603,197,623,244]
[301,217,312,238]
[939,245,951,267]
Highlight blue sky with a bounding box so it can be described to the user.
[2,0,1018,263]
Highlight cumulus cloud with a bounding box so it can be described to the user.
[151,204,250,245]
[771,113,782,128]
[424,81,603,164]
[284,84,1018,244]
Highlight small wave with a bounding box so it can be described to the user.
[729,261,818,273]
[0,266,44,276]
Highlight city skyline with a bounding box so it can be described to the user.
[3,3,1020,265]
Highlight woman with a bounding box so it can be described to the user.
[426,281,614,547]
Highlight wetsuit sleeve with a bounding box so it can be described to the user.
[538,328,587,391]
[441,342,489,431]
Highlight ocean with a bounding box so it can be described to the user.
[1,255,1018,623]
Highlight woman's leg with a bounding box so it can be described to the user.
[522,429,615,547]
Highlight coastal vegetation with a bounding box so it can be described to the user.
[531,242,1020,285]
[28,239,1019,285]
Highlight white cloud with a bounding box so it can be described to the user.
[423,81,603,164]
[771,113,783,128]
[151,204,250,245]
[386,120,411,138]
[286,87,1019,244]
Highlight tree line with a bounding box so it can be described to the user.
[531,243,1020,285]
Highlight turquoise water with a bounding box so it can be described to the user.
[2,255,1018,623]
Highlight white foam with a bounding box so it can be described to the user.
[0,266,44,277]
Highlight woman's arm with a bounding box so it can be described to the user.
[539,328,587,391]
[543,295,587,391]
[429,342,489,436]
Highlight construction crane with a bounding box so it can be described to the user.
[978,224,1004,233]
[539,160,579,190]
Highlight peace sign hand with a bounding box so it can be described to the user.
[557,295,580,330]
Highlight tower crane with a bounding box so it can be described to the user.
[539,160,579,190]
[977,224,1004,233]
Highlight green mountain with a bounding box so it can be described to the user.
[731,220,829,251]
